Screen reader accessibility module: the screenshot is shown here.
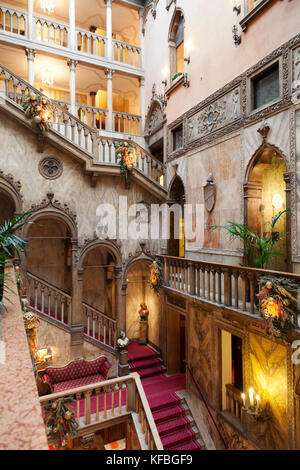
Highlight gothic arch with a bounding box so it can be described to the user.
[122,250,154,286]
[22,192,77,241]
[168,173,186,202]
[0,170,23,215]
[78,239,122,270]
[145,97,165,137]
[245,142,290,183]
[168,7,185,43]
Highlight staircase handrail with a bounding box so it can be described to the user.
[186,364,228,450]
[82,301,117,324]
[27,272,72,300]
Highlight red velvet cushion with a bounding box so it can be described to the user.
[46,357,107,383]
[53,374,104,393]
[100,360,111,378]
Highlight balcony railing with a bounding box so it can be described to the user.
[0,5,142,70]
[39,373,164,450]
[0,63,166,192]
[225,384,244,421]
[0,6,26,37]
[83,302,117,349]
[162,255,300,328]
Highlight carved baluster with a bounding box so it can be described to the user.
[217,269,222,304]
[92,313,96,339]
[47,288,52,318]
[76,392,81,419]
[206,267,211,300]
[103,319,107,345]
[61,298,65,324]
[111,385,115,417]
[234,271,239,309]
[249,273,256,314]
[108,322,112,347]
[201,267,205,298]
[54,293,58,321]
[164,258,170,288]
[41,286,45,314]
[118,383,122,414]
[34,281,38,309]
[103,386,107,419]
[224,268,232,307]
[212,269,216,302]
[84,390,92,425]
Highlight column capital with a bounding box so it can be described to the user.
[105,68,115,80]
[25,48,36,60]
[67,59,78,71]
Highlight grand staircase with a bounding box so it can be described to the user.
[128,342,204,451]
[0,63,167,200]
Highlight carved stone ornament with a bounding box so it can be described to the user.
[203,174,216,213]
[257,120,270,141]
[39,156,63,180]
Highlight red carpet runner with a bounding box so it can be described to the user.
[128,342,202,451]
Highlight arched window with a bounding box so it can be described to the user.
[169,10,185,81]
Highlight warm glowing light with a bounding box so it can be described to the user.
[186,41,193,54]
[42,67,54,88]
[241,393,246,407]
[38,349,48,361]
[272,193,283,210]
[40,0,54,14]
[249,388,254,408]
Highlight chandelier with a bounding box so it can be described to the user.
[42,67,54,88]
[40,0,54,14]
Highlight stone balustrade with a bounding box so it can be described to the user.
[39,373,163,450]
[113,111,141,136]
[76,104,108,131]
[77,29,106,58]
[162,255,300,328]
[113,39,141,67]
[0,6,27,37]
[0,5,142,71]
[226,384,244,421]
[34,16,69,48]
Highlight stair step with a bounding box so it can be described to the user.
[157,416,191,437]
[149,393,182,413]
[129,357,162,371]
[169,440,203,451]
[161,428,197,450]
[153,404,186,424]
[136,365,165,378]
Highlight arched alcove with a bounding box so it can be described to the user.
[125,261,161,350]
[0,189,16,225]
[168,175,185,257]
[244,144,290,271]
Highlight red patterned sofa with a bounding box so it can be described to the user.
[42,356,112,394]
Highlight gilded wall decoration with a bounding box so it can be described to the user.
[187,88,241,143]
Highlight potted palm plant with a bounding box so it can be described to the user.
[0,212,30,337]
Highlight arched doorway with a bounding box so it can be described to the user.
[125,262,161,350]
[168,175,185,257]
[81,246,116,318]
[0,189,16,225]
[244,145,290,271]
[26,216,72,292]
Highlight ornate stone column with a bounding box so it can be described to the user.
[139,77,145,133]
[105,0,114,61]
[25,48,36,86]
[105,68,115,131]
[68,59,78,116]
[70,250,84,359]
[69,0,76,51]
[27,0,34,40]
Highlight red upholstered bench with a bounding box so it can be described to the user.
[42,356,112,394]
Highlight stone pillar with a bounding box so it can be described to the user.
[69,0,76,51]
[27,0,34,40]
[105,68,115,131]
[105,0,113,61]
[70,260,84,359]
[68,59,78,116]
[25,48,36,86]
[139,8,145,69]
[139,77,145,134]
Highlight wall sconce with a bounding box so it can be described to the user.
[241,388,263,418]
[232,25,241,46]
[233,5,241,15]
[184,57,190,65]
[183,73,190,88]
[272,194,283,210]
[162,80,167,87]
[37,348,52,363]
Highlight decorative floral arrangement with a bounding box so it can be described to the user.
[43,397,78,448]
[258,275,299,337]
[150,258,164,294]
[22,92,53,134]
[116,141,137,178]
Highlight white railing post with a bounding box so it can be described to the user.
[68,59,78,116]
[105,0,113,61]
[139,77,145,134]
[25,48,36,86]
[69,0,76,50]
[105,68,115,131]
[28,0,34,39]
